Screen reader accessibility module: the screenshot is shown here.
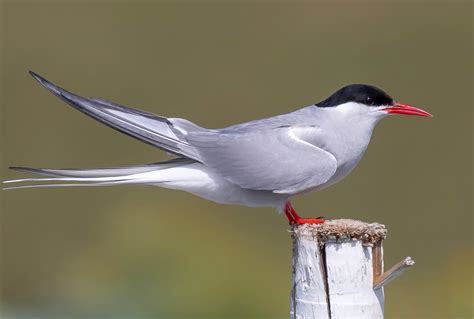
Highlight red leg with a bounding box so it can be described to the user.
[284,201,325,225]
[284,201,297,223]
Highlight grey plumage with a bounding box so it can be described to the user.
[187,127,337,194]
[17,72,339,195]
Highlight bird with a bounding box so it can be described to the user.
[4,71,432,225]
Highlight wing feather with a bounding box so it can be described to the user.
[187,126,337,194]
[29,72,200,160]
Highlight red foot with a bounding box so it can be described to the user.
[284,201,325,225]
[295,217,325,225]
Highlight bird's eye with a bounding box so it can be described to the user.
[365,97,375,105]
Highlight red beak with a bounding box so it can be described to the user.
[383,103,432,117]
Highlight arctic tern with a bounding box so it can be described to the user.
[4,72,432,224]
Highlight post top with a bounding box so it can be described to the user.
[292,219,387,246]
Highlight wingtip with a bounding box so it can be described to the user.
[29,70,46,83]
[28,71,65,96]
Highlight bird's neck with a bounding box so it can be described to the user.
[321,112,380,168]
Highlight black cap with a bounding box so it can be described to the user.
[316,84,394,108]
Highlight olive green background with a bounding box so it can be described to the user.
[1,1,472,318]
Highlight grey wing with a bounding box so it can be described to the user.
[187,126,337,194]
[29,72,201,160]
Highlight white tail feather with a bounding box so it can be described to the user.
[3,159,196,190]
[3,175,136,184]
[3,179,140,190]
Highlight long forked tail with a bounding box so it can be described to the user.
[3,158,195,190]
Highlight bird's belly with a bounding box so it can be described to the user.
[150,163,287,208]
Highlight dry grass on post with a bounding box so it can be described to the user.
[289,219,414,319]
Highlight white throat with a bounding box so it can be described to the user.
[317,102,387,173]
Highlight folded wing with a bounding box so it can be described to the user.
[187,126,337,194]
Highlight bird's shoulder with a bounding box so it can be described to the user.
[215,105,322,134]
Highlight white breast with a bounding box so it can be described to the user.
[311,102,383,191]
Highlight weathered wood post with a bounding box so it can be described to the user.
[289,219,414,319]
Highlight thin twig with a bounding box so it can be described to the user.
[373,257,415,289]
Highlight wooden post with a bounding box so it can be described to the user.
[289,219,414,319]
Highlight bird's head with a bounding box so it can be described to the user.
[315,84,432,121]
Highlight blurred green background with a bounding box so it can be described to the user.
[1,1,472,318]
